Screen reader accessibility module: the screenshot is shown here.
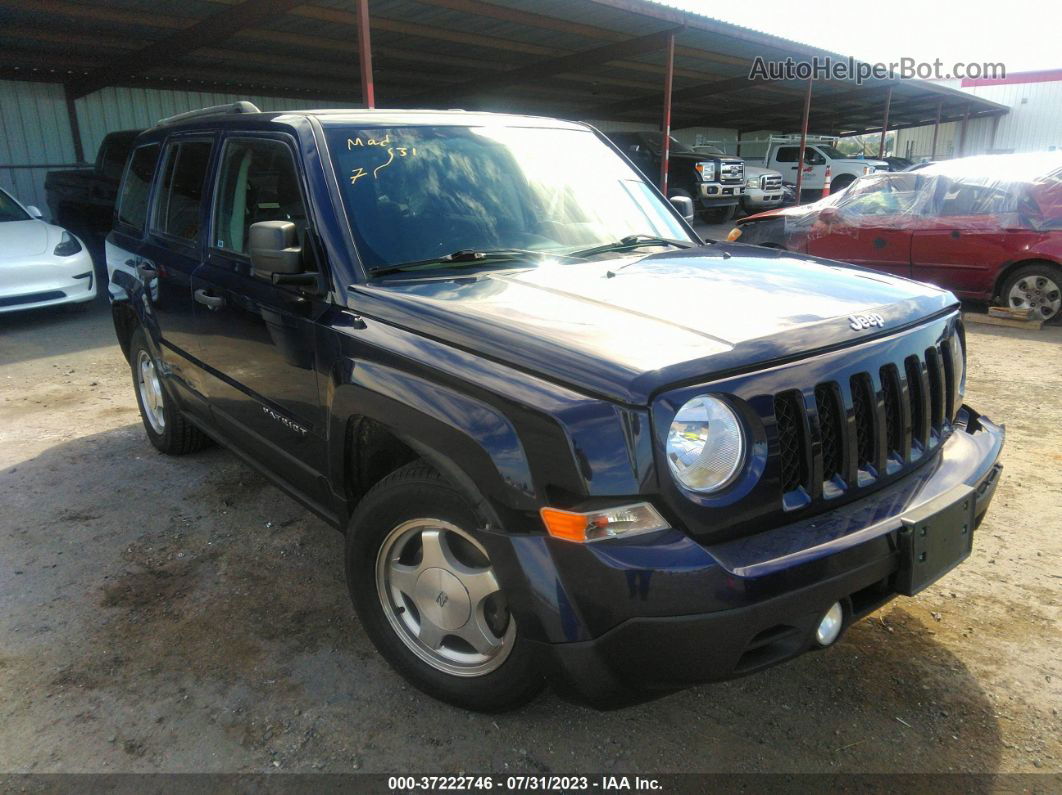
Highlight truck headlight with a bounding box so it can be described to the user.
[746,177,759,188]
[53,231,82,257]
[695,161,715,182]
[666,395,745,493]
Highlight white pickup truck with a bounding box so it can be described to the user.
[749,138,888,196]
[693,145,785,213]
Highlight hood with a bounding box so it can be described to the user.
[0,220,51,258]
[350,246,956,405]
[838,158,888,168]
[743,165,782,180]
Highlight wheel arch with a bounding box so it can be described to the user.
[328,367,541,530]
[992,257,1062,301]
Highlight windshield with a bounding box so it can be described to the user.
[0,190,30,222]
[325,125,691,272]
[818,145,853,160]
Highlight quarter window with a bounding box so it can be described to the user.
[116,144,159,232]
[153,140,213,242]
[212,138,306,255]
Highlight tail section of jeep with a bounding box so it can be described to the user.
[107,104,1004,711]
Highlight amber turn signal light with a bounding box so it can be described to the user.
[539,503,669,543]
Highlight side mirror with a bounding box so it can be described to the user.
[669,195,695,222]
[26,205,43,219]
[248,221,303,276]
[819,206,840,223]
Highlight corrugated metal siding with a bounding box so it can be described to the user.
[895,79,1062,160]
[0,80,78,217]
[74,86,362,157]
[0,79,362,222]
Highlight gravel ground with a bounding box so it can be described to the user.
[0,289,1059,775]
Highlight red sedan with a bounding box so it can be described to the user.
[731,152,1062,322]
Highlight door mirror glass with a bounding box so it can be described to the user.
[669,195,695,221]
[249,221,303,275]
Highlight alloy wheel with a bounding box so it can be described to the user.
[375,519,515,677]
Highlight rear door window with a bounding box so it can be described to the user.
[775,146,799,163]
[152,140,213,243]
[116,144,160,232]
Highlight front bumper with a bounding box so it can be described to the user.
[742,190,784,209]
[698,182,744,205]
[0,248,96,313]
[504,407,1003,705]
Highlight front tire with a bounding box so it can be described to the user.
[128,327,211,454]
[346,462,544,712]
[1000,262,1062,323]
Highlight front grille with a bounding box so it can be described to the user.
[774,391,808,493]
[761,174,783,191]
[850,374,876,472]
[815,383,845,481]
[719,160,744,184]
[774,329,960,508]
[880,365,903,458]
[0,290,66,308]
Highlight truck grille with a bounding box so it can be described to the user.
[719,160,744,184]
[775,333,961,503]
[760,174,782,191]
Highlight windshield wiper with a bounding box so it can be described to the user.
[370,248,582,277]
[569,234,695,258]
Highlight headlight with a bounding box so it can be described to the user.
[746,177,759,188]
[666,395,745,493]
[53,231,82,257]
[695,161,715,182]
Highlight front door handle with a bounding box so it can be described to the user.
[194,288,224,309]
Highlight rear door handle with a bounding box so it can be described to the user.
[194,288,224,309]
[136,260,157,278]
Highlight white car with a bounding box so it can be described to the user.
[0,187,96,313]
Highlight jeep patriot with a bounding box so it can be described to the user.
[106,102,1004,711]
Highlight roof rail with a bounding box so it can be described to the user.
[156,101,261,126]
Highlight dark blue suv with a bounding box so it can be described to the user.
[105,102,1004,711]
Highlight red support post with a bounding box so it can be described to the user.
[794,78,813,205]
[357,0,375,109]
[878,85,893,159]
[958,104,970,156]
[659,32,675,195]
[930,100,942,160]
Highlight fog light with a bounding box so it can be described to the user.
[815,602,844,646]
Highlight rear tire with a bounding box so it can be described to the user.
[345,462,544,712]
[999,262,1062,324]
[128,327,211,454]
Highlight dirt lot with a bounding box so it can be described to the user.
[0,291,1059,776]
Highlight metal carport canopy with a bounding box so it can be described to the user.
[0,0,1008,137]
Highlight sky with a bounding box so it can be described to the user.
[660,0,1057,74]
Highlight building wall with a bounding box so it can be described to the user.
[0,79,360,222]
[0,80,78,214]
[894,76,1062,161]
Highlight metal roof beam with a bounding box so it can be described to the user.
[67,0,306,98]
[407,27,682,105]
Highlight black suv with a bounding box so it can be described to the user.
[606,131,745,222]
[106,103,1004,711]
